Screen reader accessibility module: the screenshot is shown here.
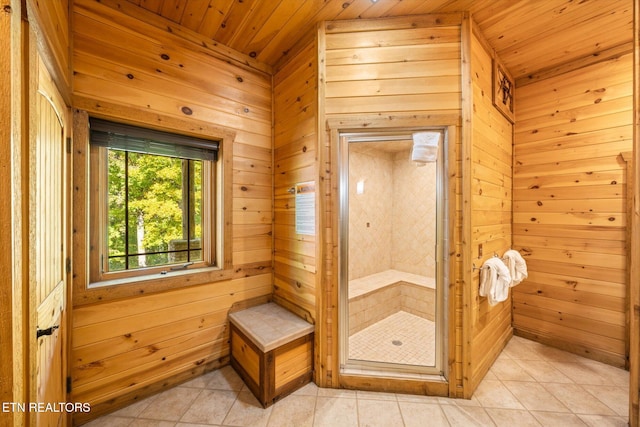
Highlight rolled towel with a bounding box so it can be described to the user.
[478,257,512,306]
[411,131,440,164]
[502,249,528,287]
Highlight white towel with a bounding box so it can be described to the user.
[478,257,512,306]
[502,249,528,287]
[411,131,440,164]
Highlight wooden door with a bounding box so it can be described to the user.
[29,55,69,427]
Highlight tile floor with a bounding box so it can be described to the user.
[349,311,435,366]
[84,336,629,427]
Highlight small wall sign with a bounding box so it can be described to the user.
[295,181,315,235]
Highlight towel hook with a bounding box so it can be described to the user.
[472,263,489,272]
[472,261,500,277]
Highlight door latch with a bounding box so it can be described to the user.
[36,325,59,339]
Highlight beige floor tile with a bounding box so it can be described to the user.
[316,387,357,398]
[356,390,398,401]
[530,411,588,426]
[83,415,135,427]
[180,373,213,389]
[482,370,499,381]
[267,395,316,427]
[313,397,358,427]
[357,399,403,427]
[138,387,202,421]
[549,361,612,386]
[542,383,616,416]
[441,405,496,426]
[531,345,585,363]
[110,394,158,418]
[581,384,629,416]
[396,393,455,405]
[502,381,569,413]
[490,358,536,381]
[473,379,524,410]
[129,420,177,427]
[494,352,513,363]
[291,382,319,397]
[204,366,246,391]
[580,360,630,388]
[398,401,449,427]
[484,408,542,426]
[502,337,544,361]
[512,359,573,384]
[577,414,630,427]
[453,395,482,407]
[179,390,237,425]
[222,390,272,427]
[80,336,632,427]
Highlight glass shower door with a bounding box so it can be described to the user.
[339,130,446,377]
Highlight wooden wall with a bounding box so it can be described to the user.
[318,14,465,394]
[464,23,514,395]
[70,0,273,422]
[273,37,319,323]
[513,50,634,366]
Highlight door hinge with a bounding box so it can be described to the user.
[66,137,72,154]
[66,258,71,274]
[66,376,72,394]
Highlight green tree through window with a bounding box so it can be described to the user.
[89,118,218,279]
[107,150,203,271]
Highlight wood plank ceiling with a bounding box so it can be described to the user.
[125,0,633,79]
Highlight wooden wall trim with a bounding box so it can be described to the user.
[1,2,27,426]
[630,0,639,424]
[73,97,236,141]
[460,11,473,399]
[622,151,633,372]
[325,114,461,130]
[446,124,460,398]
[324,12,463,33]
[0,0,14,414]
[315,21,333,388]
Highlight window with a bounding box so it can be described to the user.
[89,118,221,283]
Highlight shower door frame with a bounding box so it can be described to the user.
[337,127,449,380]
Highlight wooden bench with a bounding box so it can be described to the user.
[228,301,314,408]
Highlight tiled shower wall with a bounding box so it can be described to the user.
[348,144,437,281]
[391,149,437,276]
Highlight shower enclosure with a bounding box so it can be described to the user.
[339,129,447,378]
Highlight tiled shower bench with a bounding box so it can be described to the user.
[228,301,315,408]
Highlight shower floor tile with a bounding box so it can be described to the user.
[349,311,435,366]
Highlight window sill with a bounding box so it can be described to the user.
[83,266,234,304]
